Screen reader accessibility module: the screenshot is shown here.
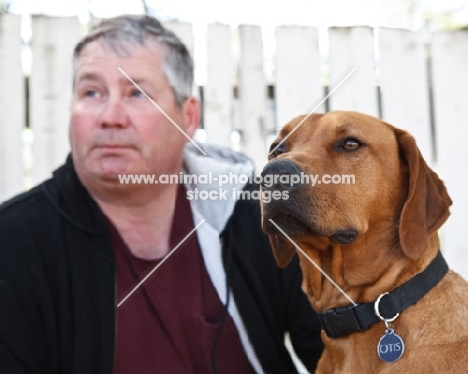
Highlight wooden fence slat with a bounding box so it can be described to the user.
[237,25,267,170]
[204,24,234,147]
[379,28,432,163]
[0,14,24,202]
[30,16,81,185]
[328,27,378,116]
[275,26,323,128]
[431,30,468,279]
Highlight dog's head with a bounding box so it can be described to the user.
[261,111,452,269]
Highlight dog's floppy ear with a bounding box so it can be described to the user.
[396,129,452,259]
[268,235,296,268]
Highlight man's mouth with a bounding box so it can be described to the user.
[93,144,136,153]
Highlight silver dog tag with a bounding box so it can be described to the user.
[377,328,405,363]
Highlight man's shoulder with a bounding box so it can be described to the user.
[0,180,57,228]
[0,181,61,278]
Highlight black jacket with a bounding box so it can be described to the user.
[0,158,323,373]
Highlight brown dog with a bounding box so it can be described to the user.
[261,111,468,373]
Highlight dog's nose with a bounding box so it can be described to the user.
[261,159,304,191]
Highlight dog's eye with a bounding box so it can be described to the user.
[269,143,286,158]
[338,137,363,152]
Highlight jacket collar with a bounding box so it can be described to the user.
[182,143,255,233]
[44,155,105,235]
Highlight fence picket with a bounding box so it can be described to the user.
[379,28,432,163]
[328,27,378,116]
[275,26,323,128]
[0,14,24,201]
[431,30,468,278]
[204,24,234,147]
[30,16,81,185]
[237,25,267,170]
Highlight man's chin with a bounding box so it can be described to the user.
[98,167,135,183]
[95,156,132,173]
[83,159,134,184]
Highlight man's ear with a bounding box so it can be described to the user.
[181,96,201,139]
[396,128,452,259]
[268,235,296,268]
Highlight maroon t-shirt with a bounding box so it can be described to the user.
[107,185,255,374]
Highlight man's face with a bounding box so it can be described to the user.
[70,40,199,186]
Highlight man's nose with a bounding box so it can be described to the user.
[100,97,130,129]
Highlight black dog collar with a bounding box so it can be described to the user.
[318,251,448,338]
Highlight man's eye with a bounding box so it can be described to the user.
[85,90,99,98]
[131,90,144,98]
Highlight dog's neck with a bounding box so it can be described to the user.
[297,233,441,312]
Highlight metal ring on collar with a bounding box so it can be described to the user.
[374,292,399,322]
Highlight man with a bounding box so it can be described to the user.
[0,15,322,373]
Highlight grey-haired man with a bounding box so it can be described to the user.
[0,15,323,374]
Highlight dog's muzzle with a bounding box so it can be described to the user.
[260,159,305,192]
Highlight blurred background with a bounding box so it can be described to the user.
[1,2,467,372]
[0,0,467,283]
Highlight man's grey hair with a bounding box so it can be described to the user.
[73,14,193,108]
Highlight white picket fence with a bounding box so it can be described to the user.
[0,14,467,278]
